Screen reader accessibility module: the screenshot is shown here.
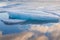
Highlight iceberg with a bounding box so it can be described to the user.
[1,12,59,25]
[0,12,9,19]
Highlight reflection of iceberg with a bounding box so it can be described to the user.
[1,23,60,40]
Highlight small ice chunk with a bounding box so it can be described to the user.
[0,13,9,19]
[0,2,7,7]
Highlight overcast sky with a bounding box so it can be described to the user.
[0,0,60,2]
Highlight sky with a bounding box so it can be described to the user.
[0,0,60,2]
